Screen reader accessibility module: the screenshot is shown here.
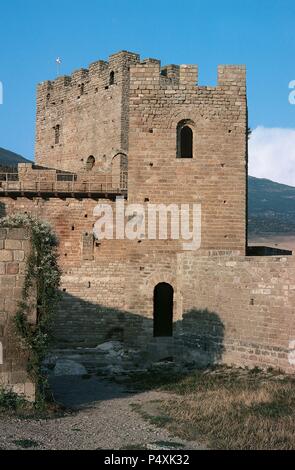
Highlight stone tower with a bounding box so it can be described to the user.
[35,51,247,254]
[127,60,248,254]
[35,51,140,173]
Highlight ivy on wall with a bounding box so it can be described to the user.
[0,214,61,406]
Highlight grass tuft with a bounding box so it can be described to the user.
[13,439,39,449]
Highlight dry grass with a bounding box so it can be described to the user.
[129,367,295,450]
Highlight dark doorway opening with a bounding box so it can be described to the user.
[153,283,174,337]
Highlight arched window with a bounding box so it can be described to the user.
[177,120,194,158]
[86,155,95,171]
[109,71,115,86]
[153,283,174,337]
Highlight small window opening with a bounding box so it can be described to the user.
[54,125,60,145]
[178,125,193,158]
[109,71,115,85]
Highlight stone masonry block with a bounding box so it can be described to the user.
[7,228,30,240]
[5,239,22,250]
[0,229,7,240]
[6,263,19,275]
[13,250,25,262]
[24,382,36,402]
[0,251,13,262]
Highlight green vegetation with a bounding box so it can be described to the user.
[0,386,67,420]
[0,388,27,411]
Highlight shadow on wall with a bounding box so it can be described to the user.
[53,291,224,368]
[179,309,225,366]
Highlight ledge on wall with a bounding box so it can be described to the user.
[247,246,293,256]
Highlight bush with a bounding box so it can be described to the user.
[0,388,26,410]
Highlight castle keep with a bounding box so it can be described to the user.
[0,50,295,396]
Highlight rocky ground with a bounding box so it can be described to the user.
[0,376,204,450]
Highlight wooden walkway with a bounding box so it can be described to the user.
[0,172,128,198]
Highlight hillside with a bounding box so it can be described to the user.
[248,176,295,235]
[0,147,30,168]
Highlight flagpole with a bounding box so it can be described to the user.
[56,57,62,77]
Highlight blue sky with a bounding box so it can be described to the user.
[0,0,295,183]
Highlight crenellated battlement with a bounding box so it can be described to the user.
[217,64,246,87]
[129,59,245,89]
[37,51,246,104]
[37,50,141,97]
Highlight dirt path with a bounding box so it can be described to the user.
[0,376,204,450]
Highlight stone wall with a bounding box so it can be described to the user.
[0,196,232,268]
[0,228,35,400]
[181,253,295,373]
[0,197,120,268]
[51,250,295,374]
[1,197,294,374]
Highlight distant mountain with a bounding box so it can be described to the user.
[248,176,295,235]
[0,147,30,168]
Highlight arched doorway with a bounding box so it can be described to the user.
[153,283,174,337]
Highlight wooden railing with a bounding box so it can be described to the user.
[0,172,128,195]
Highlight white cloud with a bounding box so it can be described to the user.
[249,126,295,187]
